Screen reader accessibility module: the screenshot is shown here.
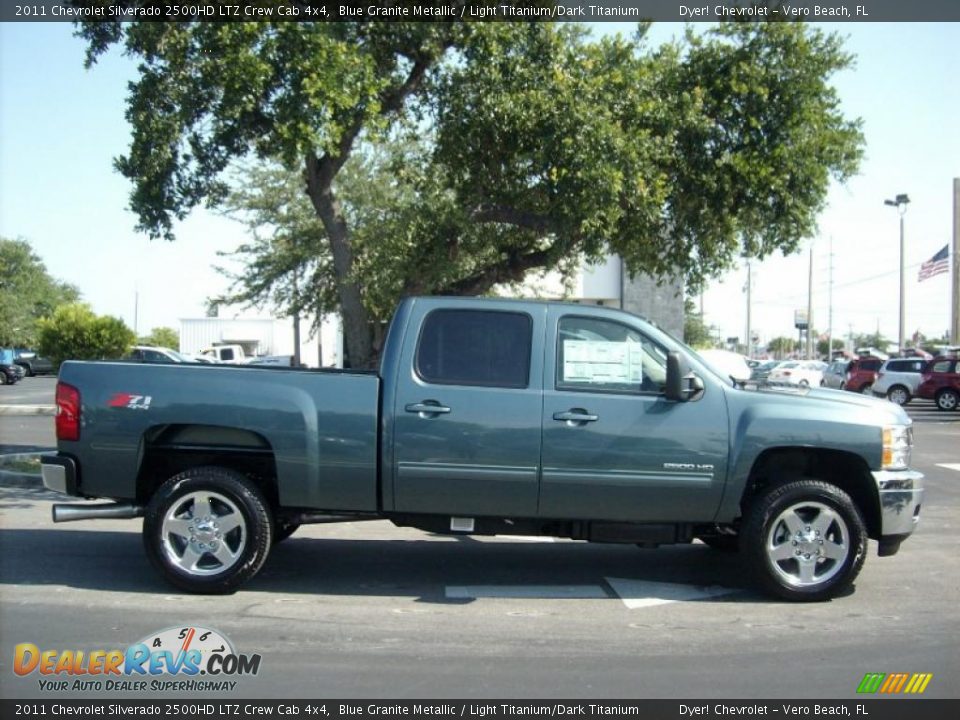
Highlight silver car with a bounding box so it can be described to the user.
[872,358,928,405]
[822,360,850,389]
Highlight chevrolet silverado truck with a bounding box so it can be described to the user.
[41,297,924,601]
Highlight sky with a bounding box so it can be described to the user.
[0,20,958,348]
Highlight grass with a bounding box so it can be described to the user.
[0,455,42,474]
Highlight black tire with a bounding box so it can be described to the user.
[273,520,300,544]
[143,466,273,594]
[697,534,739,553]
[860,384,873,395]
[935,388,959,412]
[741,480,867,602]
[886,385,911,406]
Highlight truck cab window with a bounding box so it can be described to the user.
[416,309,532,388]
[557,316,667,394]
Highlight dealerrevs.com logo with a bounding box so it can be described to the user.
[13,626,261,693]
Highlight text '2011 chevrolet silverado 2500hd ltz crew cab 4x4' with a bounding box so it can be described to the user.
[41,297,924,601]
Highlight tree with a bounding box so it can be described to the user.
[78,18,863,367]
[816,337,845,358]
[683,297,714,349]
[140,327,179,349]
[38,303,136,367]
[0,237,80,347]
[768,337,798,359]
[852,332,891,353]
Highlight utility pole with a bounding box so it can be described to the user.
[885,194,911,353]
[744,261,752,359]
[806,245,814,359]
[952,178,959,344]
[827,236,834,359]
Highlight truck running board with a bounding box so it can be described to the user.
[52,503,144,523]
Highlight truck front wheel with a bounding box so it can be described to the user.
[742,480,867,602]
[143,467,273,594]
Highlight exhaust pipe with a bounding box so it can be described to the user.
[52,503,144,523]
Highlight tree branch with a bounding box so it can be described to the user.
[470,205,557,234]
[441,249,553,297]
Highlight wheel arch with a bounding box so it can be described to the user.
[740,447,881,540]
[135,424,280,508]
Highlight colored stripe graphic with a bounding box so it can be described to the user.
[857,673,885,693]
[858,672,932,694]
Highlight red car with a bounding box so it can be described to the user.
[844,356,885,394]
[916,357,960,411]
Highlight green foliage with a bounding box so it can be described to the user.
[79,19,864,365]
[37,303,135,367]
[852,332,891,353]
[767,336,799,359]
[0,237,80,347]
[683,297,715,349]
[816,337,845,357]
[139,327,179,349]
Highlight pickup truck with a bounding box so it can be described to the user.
[41,297,924,601]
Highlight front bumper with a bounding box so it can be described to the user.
[872,468,924,537]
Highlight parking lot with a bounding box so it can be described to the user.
[0,376,957,699]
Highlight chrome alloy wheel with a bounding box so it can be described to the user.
[765,501,850,587]
[888,386,910,405]
[160,491,246,576]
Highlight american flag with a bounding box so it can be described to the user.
[918,245,949,281]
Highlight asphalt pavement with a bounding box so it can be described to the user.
[0,378,957,699]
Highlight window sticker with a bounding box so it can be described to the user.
[562,340,643,385]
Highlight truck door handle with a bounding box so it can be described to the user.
[553,410,599,423]
[405,402,451,416]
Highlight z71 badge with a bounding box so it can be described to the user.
[108,393,152,410]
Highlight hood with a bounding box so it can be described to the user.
[747,384,910,426]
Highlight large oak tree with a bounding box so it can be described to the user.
[78,16,863,367]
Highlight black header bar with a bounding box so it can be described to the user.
[3,0,960,23]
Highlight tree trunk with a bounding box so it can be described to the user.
[305,155,375,369]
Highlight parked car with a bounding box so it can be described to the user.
[845,356,885,394]
[1,348,25,385]
[13,350,54,376]
[872,358,928,406]
[916,357,960,411]
[749,359,783,386]
[125,346,194,364]
[822,360,850,389]
[767,360,825,388]
[696,349,752,385]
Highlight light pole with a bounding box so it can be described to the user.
[884,193,910,354]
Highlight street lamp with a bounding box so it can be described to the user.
[884,193,910,355]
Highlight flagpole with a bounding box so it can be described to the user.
[952,178,959,345]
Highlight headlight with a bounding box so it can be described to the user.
[882,425,913,470]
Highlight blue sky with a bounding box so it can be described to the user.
[1,21,957,346]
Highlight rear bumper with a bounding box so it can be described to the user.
[41,455,79,496]
[872,469,923,538]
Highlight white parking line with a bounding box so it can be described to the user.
[445,585,607,600]
[936,463,960,472]
[605,577,737,608]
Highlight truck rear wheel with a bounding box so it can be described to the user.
[143,466,273,594]
[742,480,867,602]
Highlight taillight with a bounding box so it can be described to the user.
[56,382,80,441]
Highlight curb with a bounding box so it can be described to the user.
[0,405,56,416]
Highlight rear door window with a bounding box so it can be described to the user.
[416,309,532,388]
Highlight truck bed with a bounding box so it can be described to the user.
[57,361,381,511]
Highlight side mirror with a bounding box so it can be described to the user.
[666,351,704,402]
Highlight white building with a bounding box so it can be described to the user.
[179,313,343,368]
